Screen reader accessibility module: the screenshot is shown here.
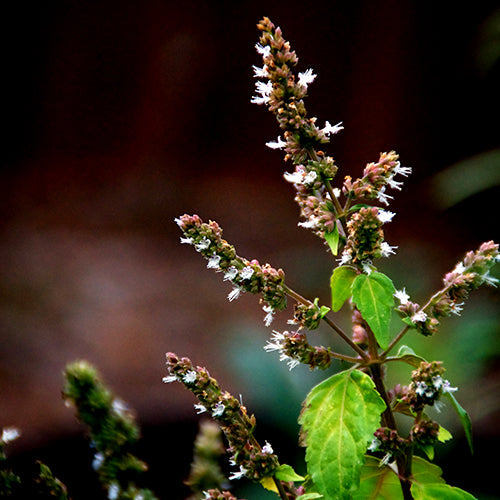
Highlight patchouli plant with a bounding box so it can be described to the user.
[166,17,499,500]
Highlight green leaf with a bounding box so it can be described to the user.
[351,272,395,349]
[437,426,453,443]
[330,265,357,312]
[325,225,340,255]
[420,443,435,460]
[387,345,426,367]
[297,494,324,500]
[354,457,477,500]
[274,464,305,482]
[443,391,473,454]
[411,457,476,499]
[353,456,404,499]
[299,370,386,500]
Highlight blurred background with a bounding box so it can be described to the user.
[1,1,499,498]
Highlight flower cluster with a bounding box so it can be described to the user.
[342,151,411,206]
[175,214,287,323]
[163,353,280,482]
[411,419,440,448]
[292,299,329,330]
[202,490,238,500]
[403,361,456,412]
[395,241,500,336]
[369,426,407,463]
[340,207,397,265]
[264,330,332,370]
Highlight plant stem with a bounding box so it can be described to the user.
[282,284,369,361]
[370,364,414,499]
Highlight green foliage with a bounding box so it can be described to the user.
[299,370,386,499]
[387,345,426,368]
[324,226,340,255]
[351,272,395,349]
[330,265,357,312]
[443,391,474,454]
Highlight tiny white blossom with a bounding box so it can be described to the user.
[174,217,183,227]
[180,237,193,245]
[262,441,274,454]
[92,452,105,470]
[380,241,398,257]
[195,237,211,252]
[283,171,304,184]
[194,404,207,414]
[482,272,499,287]
[1,427,20,443]
[264,330,286,352]
[251,94,270,105]
[380,453,392,467]
[228,287,242,302]
[298,68,317,87]
[163,374,177,383]
[183,370,198,384]
[411,310,428,323]
[255,43,271,57]
[207,254,221,269]
[393,163,412,177]
[432,376,444,390]
[108,483,120,500]
[453,262,466,274]
[377,210,395,224]
[386,176,403,190]
[394,288,410,305]
[229,465,248,481]
[450,302,464,315]
[240,266,254,280]
[442,380,458,393]
[252,64,268,78]
[212,401,225,417]
[298,216,320,229]
[112,399,128,418]
[415,381,428,396]
[303,171,318,184]
[286,357,300,370]
[368,437,381,452]
[266,136,286,149]
[322,120,344,136]
[376,187,393,205]
[223,266,239,281]
[338,248,352,265]
[255,80,273,97]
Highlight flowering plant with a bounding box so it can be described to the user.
[1,16,497,500]
[167,17,499,500]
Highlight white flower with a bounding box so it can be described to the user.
[338,248,352,265]
[223,266,238,281]
[368,437,381,452]
[228,287,242,302]
[1,427,20,444]
[482,272,499,287]
[285,357,300,370]
[180,237,193,245]
[252,64,268,78]
[183,370,198,384]
[415,381,428,396]
[174,217,183,227]
[386,176,403,190]
[262,441,274,454]
[393,162,412,177]
[240,266,254,280]
[266,135,286,149]
[380,242,398,257]
[255,43,271,57]
[92,452,105,470]
[194,404,207,414]
[411,310,427,323]
[303,171,318,185]
[108,483,120,500]
[298,216,320,229]
[207,254,221,269]
[442,380,458,394]
[251,80,273,104]
[394,288,410,305]
[322,120,344,136]
[263,304,275,326]
[376,187,393,205]
[453,262,466,274]
[264,330,286,352]
[283,171,304,184]
[450,302,464,315]
[163,374,177,383]
[229,465,248,481]
[298,68,317,87]
[112,398,128,418]
[377,209,395,224]
[212,401,226,417]
[195,237,211,251]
